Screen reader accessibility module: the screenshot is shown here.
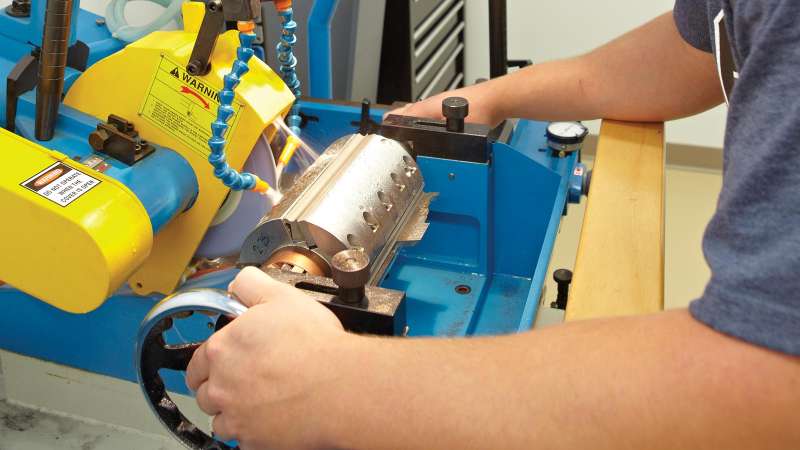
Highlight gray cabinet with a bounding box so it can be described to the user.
[378,0,466,104]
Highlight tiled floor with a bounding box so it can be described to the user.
[0,400,178,450]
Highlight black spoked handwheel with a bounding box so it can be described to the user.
[136,289,248,450]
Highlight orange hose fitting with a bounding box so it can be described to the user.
[237,21,256,33]
[274,0,292,12]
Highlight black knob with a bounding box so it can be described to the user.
[442,97,469,133]
[331,249,371,306]
[551,269,573,310]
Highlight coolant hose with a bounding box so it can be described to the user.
[105,0,184,43]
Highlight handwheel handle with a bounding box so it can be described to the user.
[136,289,248,450]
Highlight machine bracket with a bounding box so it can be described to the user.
[186,0,266,76]
[379,114,494,163]
[187,0,226,76]
[88,114,155,165]
[4,41,89,133]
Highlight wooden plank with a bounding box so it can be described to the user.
[565,120,666,321]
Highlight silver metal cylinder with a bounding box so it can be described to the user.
[240,134,426,278]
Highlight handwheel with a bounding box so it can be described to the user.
[136,289,248,450]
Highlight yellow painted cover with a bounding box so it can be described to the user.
[63,3,295,296]
[0,129,152,313]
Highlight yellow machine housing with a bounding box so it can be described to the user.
[64,3,295,297]
[0,129,152,313]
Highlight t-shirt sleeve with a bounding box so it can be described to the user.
[688,0,800,356]
[673,0,712,52]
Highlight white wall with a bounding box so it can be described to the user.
[17,0,726,147]
[465,0,726,149]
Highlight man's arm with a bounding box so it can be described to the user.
[325,309,800,450]
[396,12,723,126]
[187,269,800,450]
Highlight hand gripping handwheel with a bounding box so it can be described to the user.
[135,289,248,450]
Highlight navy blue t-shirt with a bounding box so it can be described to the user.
[674,0,800,355]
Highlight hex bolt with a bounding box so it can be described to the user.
[331,249,371,306]
[442,97,469,133]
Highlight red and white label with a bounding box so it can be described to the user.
[21,162,101,207]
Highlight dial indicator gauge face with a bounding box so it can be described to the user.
[547,122,588,140]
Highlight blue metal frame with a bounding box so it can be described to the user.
[0,98,578,395]
[307,0,337,98]
[0,0,79,49]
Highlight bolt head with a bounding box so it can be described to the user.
[187,61,201,75]
[442,97,469,120]
[331,249,370,289]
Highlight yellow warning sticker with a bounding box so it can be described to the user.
[139,55,243,158]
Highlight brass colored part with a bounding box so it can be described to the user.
[263,248,330,277]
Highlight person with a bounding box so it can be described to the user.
[185,2,800,449]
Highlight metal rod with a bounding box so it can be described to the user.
[489,0,508,79]
[35,0,74,141]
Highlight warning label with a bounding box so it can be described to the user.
[21,162,101,207]
[139,56,243,158]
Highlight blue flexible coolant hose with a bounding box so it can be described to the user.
[277,8,302,135]
[207,6,304,192]
[207,31,260,191]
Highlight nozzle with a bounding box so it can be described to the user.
[278,135,301,167]
[252,177,283,204]
[252,177,272,194]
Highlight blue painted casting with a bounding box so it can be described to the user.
[0,3,582,400]
[307,0,336,99]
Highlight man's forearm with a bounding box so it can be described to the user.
[453,11,722,124]
[322,310,800,450]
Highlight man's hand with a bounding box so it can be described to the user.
[185,267,351,449]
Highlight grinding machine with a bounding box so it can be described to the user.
[0,0,590,447]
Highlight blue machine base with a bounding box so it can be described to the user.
[0,100,578,395]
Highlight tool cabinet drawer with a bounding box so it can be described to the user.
[412,0,464,72]
[413,26,462,99]
[379,0,466,104]
[410,0,441,29]
[418,53,461,100]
